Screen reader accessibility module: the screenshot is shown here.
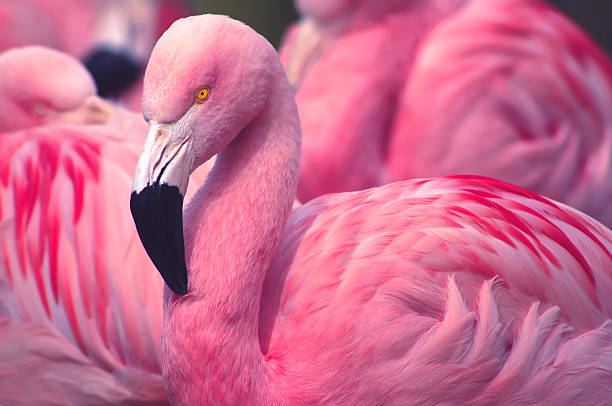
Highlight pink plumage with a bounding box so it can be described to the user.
[131,15,612,405]
[0,127,169,405]
[388,0,612,228]
[282,0,612,229]
[0,47,171,405]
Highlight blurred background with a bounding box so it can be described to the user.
[187,0,299,48]
[189,0,610,52]
[548,0,611,54]
[1,0,608,111]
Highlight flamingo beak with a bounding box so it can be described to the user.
[36,95,115,126]
[130,122,193,295]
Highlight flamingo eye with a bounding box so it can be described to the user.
[33,102,48,116]
[195,88,210,102]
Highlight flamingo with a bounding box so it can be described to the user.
[0,46,167,405]
[130,15,612,405]
[0,45,219,404]
[112,0,194,111]
[0,124,168,405]
[281,0,612,229]
[280,0,467,200]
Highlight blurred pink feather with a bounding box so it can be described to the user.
[0,125,167,404]
[282,0,612,229]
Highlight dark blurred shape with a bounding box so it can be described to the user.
[188,0,299,48]
[83,47,142,98]
[547,0,612,54]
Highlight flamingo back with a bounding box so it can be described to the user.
[388,0,612,227]
[260,175,612,404]
[0,125,166,404]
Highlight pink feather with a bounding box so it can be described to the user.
[282,0,612,229]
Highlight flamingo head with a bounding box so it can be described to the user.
[131,14,278,294]
[0,46,114,131]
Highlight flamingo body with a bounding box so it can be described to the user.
[281,0,612,228]
[0,46,168,405]
[282,0,462,201]
[257,175,612,405]
[131,15,612,405]
[388,0,612,227]
[0,125,167,405]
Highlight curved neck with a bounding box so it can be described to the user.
[161,73,300,405]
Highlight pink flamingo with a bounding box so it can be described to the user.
[115,0,193,111]
[281,0,612,228]
[131,15,612,405]
[0,45,217,405]
[280,0,466,200]
[388,0,612,228]
[0,47,168,405]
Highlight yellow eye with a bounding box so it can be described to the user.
[196,87,210,102]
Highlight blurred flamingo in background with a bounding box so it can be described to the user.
[0,124,168,405]
[282,0,612,228]
[0,45,213,405]
[388,0,612,228]
[280,0,466,200]
[0,46,168,405]
[131,15,612,405]
[83,0,193,110]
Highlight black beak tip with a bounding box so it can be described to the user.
[130,184,188,296]
[168,276,188,295]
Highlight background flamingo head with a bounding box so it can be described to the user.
[0,46,111,131]
[133,14,282,294]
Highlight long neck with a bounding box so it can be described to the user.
[161,75,300,405]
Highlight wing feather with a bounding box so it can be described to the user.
[0,124,163,375]
[262,175,612,403]
[389,0,612,227]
